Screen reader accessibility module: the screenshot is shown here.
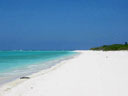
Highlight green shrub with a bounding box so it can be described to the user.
[90,44,128,51]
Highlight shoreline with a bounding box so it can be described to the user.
[1,50,128,96]
[0,52,80,95]
[0,51,77,86]
[0,51,76,86]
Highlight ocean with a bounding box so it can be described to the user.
[0,51,76,85]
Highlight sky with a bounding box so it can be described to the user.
[0,0,128,50]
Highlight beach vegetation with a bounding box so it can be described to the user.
[90,42,128,51]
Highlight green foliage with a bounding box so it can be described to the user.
[90,44,128,51]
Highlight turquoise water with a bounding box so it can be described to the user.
[0,51,76,85]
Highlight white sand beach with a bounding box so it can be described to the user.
[1,50,128,96]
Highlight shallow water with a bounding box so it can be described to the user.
[0,51,76,85]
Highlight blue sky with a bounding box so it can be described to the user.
[0,0,128,50]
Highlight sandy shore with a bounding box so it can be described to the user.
[1,50,128,96]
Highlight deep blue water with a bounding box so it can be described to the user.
[0,51,76,85]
